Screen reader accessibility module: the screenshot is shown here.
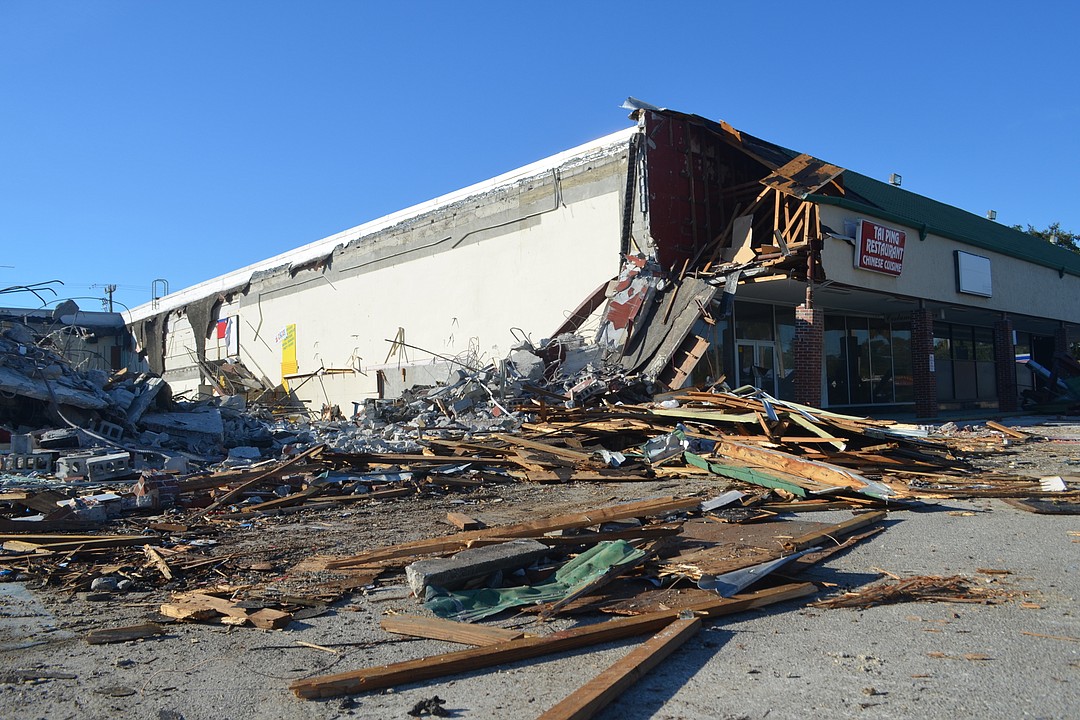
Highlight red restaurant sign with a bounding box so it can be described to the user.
[855,219,906,276]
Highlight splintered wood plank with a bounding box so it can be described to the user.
[199,443,326,515]
[713,440,885,495]
[446,512,482,531]
[492,433,596,463]
[658,334,710,390]
[143,544,174,580]
[2,536,156,553]
[536,617,701,720]
[158,603,217,622]
[326,496,701,569]
[0,517,103,533]
[85,623,165,645]
[289,582,815,699]
[468,524,682,550]
[985,420,1029,440]
[249,608,292,630]
[684,453,813,497]
[600,587,718,616]
[380,616,524,646]
[166,592,292,629]
[240,488,319,513]
[786,412,846,451]
[4,490,69,514]
[0,533,111,543]
[659,544,778,580]
[292,614,676,699]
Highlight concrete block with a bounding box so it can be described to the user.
[56,451,132,481]
[139,409,224,449]
[92,420,124,441]
[449,397,475,415]
[0,451,56,473]
[405,539,549,597]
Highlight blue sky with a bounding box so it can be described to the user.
[2,1,1078,315]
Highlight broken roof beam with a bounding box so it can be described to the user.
[759,154,845,199]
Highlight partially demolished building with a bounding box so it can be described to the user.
[127,103,1080,418]
[0,303,142,429]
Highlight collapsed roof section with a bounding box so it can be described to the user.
[597,107,841,387]
[596,104,1080,390]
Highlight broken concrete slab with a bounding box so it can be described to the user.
[126,376,165,423]
[139,408,224,450]
[0,365,109,410]
[405,538,549,597]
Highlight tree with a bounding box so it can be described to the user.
[1012,222,1080,254]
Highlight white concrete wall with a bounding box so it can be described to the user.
[145,140,630,407]
[239,188,623,403]
[818,204,1080,322]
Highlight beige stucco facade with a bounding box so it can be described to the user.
[817,204,1080,323]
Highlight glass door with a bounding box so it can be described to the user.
[736,341,777,396]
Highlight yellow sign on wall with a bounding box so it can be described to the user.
[281,323,298,380]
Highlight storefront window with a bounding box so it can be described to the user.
[891,322,913,402]
[735,302,774,341]
[848,319,872,405]
[825,316,848,406]
[775,306,796,401]
[934,322,996,404]
[868,318,892,403]
[1015,332,1034,397]
[974,327,994,362]
[934,324,954,402]
[824,315,913,407]
[974,327,996,400]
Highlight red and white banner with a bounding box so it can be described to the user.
[855,219,906,276]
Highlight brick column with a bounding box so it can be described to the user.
[794,303,824,408]
[993,318,1018,412]
[911,308,938,418]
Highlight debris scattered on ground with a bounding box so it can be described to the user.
[4,290,1080,715]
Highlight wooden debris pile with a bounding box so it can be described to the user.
[811,574,1005,610]
[3,385,1075,609]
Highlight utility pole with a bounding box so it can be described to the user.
[104,284,116,312]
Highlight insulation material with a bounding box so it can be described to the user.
[594,256,660,353]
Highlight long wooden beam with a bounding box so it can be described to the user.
[326,496,701,569]
[289,582,816,699]
[535,617,701,720]
[380,616,525,646]
[492,433,596,463]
